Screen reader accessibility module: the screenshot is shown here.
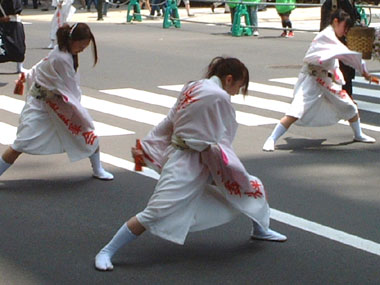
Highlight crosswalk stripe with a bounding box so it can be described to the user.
[0,95,134,136]
[99,152,380,257]
[353,87,380,99]
[159,82,295,98]
[81,95,166,126]
[355,100,380,114]
[0,122,16,145]
[100,88,278,126]
[100,88,175,108]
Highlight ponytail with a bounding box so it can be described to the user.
[205,56,249,95]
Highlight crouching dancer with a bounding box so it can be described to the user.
[95,56,286,271]
[0,23,113,180]
[263,9,376,152]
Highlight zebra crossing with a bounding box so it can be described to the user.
[1,77,380,257]
[1,76,380,147]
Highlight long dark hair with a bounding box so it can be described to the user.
[205,56,249,95]
[330,9,354,28]
[56,23,98,71]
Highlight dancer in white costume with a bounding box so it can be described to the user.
[0,23,113,181]
[95,56,287,271]
[263,9,376,152]
[48,0,76,49]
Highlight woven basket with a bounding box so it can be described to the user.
[346,26,375,59]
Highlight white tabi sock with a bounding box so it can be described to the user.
[350,119,375,143]
[263,123,287,152]
[350,119,363,138]
[251,220,287,242]
[0,157,12,177]
[89,151,114,180]
[95,224,137,271]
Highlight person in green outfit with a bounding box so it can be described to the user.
[228,0,260,36]
[276,0,296,37]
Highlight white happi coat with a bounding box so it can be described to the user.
[136,76,270,245]
[12,46,98,162]
[287,25,368,126]
[50,0,76,41]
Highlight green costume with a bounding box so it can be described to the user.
[275,0,296,15]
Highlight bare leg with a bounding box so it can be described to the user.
[2,147,22,164]
[0,147,21,176]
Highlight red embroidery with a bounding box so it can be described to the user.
[69,123,82,135]
[244,180,263,199]
[176,83,200,111]
[224,180,241,197]
[46,101,59,112]
[316,78,347,99]
[57,113,70,126]
[83,131,97,145]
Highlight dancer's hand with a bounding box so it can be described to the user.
[131,147,143,159]
[363,72,379,84]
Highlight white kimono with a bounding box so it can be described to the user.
[50,0,76,41]
[136,76,271,245]
[287,25,368,127]
[12,46,98,162]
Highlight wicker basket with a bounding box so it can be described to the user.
[346,26,375,59]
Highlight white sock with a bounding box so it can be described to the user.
[269,123,287,142]
[350,119,363,138]
[0,157,12,177]
[89,151,114,180]
[95,224,137,271]
[16,62,24,73]
[251,220,287,242]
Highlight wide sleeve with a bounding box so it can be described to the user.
[304,26,364,73]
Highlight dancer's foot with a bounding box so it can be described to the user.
[93,169,114,180]
[354,134,376,143]
[262,138,275,152]
[95,251,114,271]
[251,228,287,242]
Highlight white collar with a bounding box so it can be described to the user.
[209,75,223,89]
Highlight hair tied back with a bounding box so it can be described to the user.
[69,23,78,38]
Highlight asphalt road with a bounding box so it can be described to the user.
[1,7,380,284]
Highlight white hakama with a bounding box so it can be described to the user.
[50,0,76,41]
[286,25,367,127]
[136,76,270,245]
[12,46,98,162]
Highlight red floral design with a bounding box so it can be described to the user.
[176,83,200,111]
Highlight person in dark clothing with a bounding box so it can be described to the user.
[320,0,361,98]
[0,0,25,72]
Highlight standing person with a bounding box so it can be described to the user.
[178,0,193,17]
[95,56,287,271]
[0,23,114,181]
[47,0,76,49]
[149,0,165,17]
[320,0,361,98]
[228,0,260,36]
[0,0,25,73]
[276,0,295,37]
[87,0,98,12]
[262,10,375,152]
